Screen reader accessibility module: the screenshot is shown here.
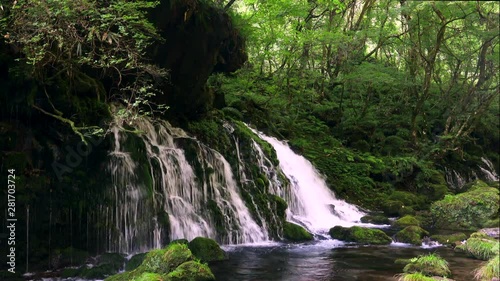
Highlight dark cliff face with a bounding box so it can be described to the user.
[149,0,247,120]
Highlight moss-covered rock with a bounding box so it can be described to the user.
[402,253,451,277]
[394,226,429,246]
[381,200,405,217]
[429,233,467,246]
[132,272,167,281]
[360,215,391,225]
[80,264,119,279]
[455,234,499,260]
[396,272,440,281]
[187,237,227,262]
[329,226,392,245]
[166,261,216,281]
[283,222,314,242]
[170,239,189,245]
[98,252,126,271]
[393,215,421,228]
[430,180,499,230]
[126,253,147,271]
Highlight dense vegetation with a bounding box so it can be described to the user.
[211,0,499,208]
[0,0,498,278]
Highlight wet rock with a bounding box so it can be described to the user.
[329,226,392,245]
[479,227,500,239]
[188,237,228,262]
[283,222,314,242]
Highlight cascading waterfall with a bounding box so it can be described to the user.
[480,157,499,182]
[249,127,366,234]
[104,118,267,253]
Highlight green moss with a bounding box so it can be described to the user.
[389,191,426,209]
[187,237,227,262]
[283,222,314,242]
[360,215,390,225]
[381,200,405,217]
[132,272,166,281]
[474,254,499,281]
[268,194,288,219]
[394,226,429,246]
[80,263,119,279]
[430,233,467,246]
[126,253,147,271]
[393,215,421,228]
[141,244,195,274]
[431,180,499,230]
[98,253,126,271]
[329,226,392,245]
[169,239,189,245]
[166,261,216,281]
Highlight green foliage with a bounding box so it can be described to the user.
[474,254,499,281]
[360,215,390,225]
[456,236,499,261]
[403,253,450,277]
[329,226,392,245]
[283,222,314,242]
[126,253,147,272]
[396,272,442,281]
[132,273,166,281]
[430,181,499,230]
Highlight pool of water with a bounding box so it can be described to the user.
[210,240,483,281]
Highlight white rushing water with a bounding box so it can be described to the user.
[105,118,267,253]
[480,157,499,182]
[249,127,366,234]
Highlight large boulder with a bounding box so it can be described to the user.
[430,180,499,230]
[283,222,314,242]
[394,226,429,246]
[187,237,227,263]
[329,226,392,245]
[429,233,467,246]
[392,215,421,228]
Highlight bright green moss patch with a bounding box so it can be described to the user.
[396,272,440,281]
[429,233,467,246]
[283,222,314,242]
[474,254,499,281]
[393,215,421,228]
[166,261,216,281]
[456,236,499,260]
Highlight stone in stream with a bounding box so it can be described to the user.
[479,227,500,239]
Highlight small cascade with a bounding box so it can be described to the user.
[479,157,499,182]
[444,167,469,191]
[249,127,366,234]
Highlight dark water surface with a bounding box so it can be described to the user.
[210,241,483,281]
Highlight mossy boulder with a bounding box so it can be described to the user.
[126,253,147,271]
[429,233,467,246]
[455,233,499,260]
[394,226,429,246]
[329,226,392,245]
[132,272,166,281]
[393,215,421,228]
[430,180,499,230]
[188,237,227,262]
[283,222,314,242]
[166,261,216,281]
[98,253,126,271]
[360,215,391,225]
[381,199,405,217]
[403,253,451,277]
[389,191,426,210]
[80,264,119,279]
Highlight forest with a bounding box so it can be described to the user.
[0,0,498,281]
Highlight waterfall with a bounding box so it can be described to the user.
[104,118,267,253]
[479,157,499,182]
[249,127,366,234]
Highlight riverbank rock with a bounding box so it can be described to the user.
[394,226,429,246]
[392,215,421,228]
[360,215,390,225]
[429,233,467,246]
[188,237,228,262]
[430,180,499,230]
[329,226,392,245]
[455,232,499,260]
[283,222,314,242]
[479,227,500,239]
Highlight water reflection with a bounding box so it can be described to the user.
[211,241,482,281]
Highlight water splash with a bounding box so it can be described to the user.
[479,157,499,182]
